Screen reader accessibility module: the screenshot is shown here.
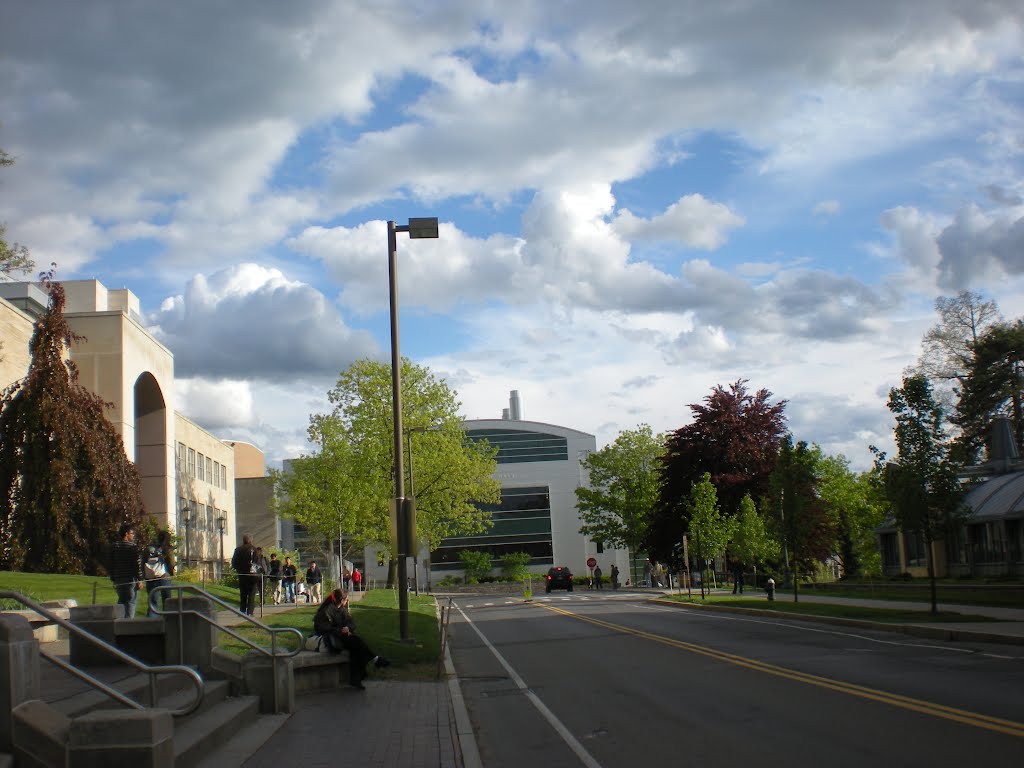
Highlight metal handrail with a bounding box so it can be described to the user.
[0,590,205,717]
[151,584,304,713]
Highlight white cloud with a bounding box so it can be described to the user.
[813,200,841,216]
[614,194,745,250]
[149,264,379,380]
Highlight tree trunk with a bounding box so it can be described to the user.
[927,537,938,615]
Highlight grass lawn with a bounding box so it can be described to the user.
[659,594,1000,623]
[800,582,1024,608]
[217,589,442,680]
[0,570,241,609]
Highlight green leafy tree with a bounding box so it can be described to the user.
[652,380,787,564]
[954,320,1024,460]
[875,374,966,614]
[728,494,780,586]
[274,358,499,576]
[576,424,664,584]
[0,277,144,574]
[0,147,33,277]
[459,550,493,583]
[688,473,735,597]
[817,454,887,578]
[768,438,837,601]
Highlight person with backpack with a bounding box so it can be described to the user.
[144,529,175,615]
[230,533,258,615]
[313,589,389,690]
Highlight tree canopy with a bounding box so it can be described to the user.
[954,319,1024,461]
[728,494,779,572]
[576,424,663,563]
[273,358,499,561]
[650,379,787,562]
[875,374,965,613]
[0,277,144,574]
[768,438,837,600]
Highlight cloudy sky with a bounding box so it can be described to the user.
[2,1,1023,470]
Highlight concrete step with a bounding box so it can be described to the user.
[173,693,262,768]
[191,711,290,768]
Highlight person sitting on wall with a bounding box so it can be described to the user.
[296,578,310,603]
[313,589,390,690]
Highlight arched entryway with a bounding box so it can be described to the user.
[134,372,168,522]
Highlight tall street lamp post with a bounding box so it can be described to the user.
[388,217,439,641]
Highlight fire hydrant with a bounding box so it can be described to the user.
[766,577,775,601]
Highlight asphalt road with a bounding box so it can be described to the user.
[447,591,1024,768]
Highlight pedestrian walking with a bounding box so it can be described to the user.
[282,556,297,603]
[231,534,258,615]
[110,523,143,618]
[352,566,362,592]
[594,564,603,590]
[611,564,620,589]
[268,552,282,605]
[306,561,323,603]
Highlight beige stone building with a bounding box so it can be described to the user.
[0,278,243,574]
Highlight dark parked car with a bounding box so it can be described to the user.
[545,566,573,593]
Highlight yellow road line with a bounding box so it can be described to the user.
[539,603,1024,739]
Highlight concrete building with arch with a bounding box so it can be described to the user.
[0,278,237,573]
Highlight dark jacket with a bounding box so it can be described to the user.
[231,544,256,575]
[282,563,297,583]
[110,539,143,587]
[306,566,322,585]
[268,558,282,580]
[313,597,355,636]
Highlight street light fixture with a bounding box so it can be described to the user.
[217,516,226,576]
[182,503,192,568]
[387,217,439,641]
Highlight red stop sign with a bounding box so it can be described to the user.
[587,557,597,569]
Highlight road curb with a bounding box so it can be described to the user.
[649,598,1024,646]
[445,627,482,768]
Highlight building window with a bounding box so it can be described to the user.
[432,486,554,569]
[213,462,220,487]
[187,448,196,478]
[197,453,205,482]
[465,429,570,464]
[177,442,187,472]
[206,457,213,483]
[904,531,926,568]
[222,465,229,489]
[596,540,604,554]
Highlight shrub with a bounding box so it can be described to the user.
[458,550,493,583]
[501,552,531,582]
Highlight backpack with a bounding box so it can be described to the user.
[144,546,167,580]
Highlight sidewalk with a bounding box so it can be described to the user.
[213,589,471,768]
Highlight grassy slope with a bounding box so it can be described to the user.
[0,570,239,607]
[217,589,442,680]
